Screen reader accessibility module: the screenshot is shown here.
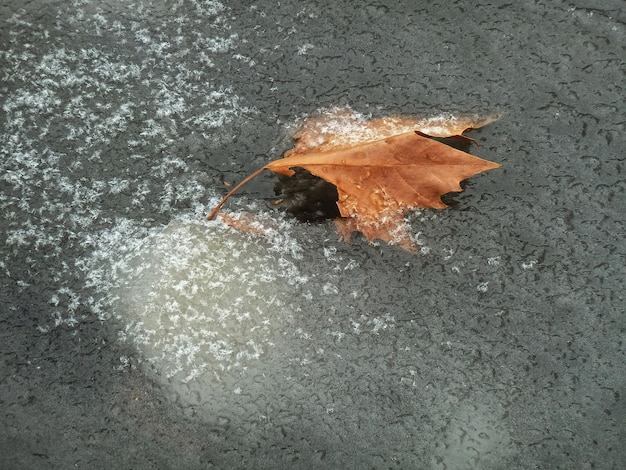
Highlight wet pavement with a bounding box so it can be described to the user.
[1,1,625,468]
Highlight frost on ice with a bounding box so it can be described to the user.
[105,218,304,385]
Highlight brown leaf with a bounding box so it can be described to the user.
[216,211,279,237]
[208,109,501,251]
[288,107,500,154]
[267,131,500,250]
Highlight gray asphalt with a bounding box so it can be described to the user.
[1,1,624,468]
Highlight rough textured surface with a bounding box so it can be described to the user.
[1,1,624,468]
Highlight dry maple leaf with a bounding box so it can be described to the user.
[208,108,501,251]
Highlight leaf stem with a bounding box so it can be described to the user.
[207,166,268,220]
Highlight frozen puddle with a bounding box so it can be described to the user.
[93,216,306,401]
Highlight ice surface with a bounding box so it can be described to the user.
[0,0,404,409]
[1,0,302,404]
[80,209,399,406]
[431,402,513,469]
[2,1,624,467]
[106,218,304,389]
[1,0,254,332]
